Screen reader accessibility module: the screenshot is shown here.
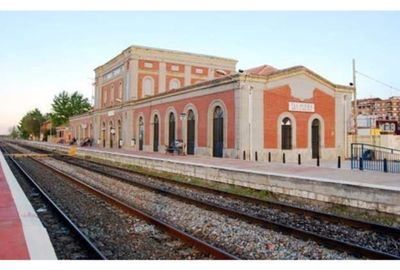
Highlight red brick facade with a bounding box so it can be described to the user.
[264,85,335,149]
[134,90,235,148]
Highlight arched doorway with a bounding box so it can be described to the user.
[168,112,175,147]
[311,119,320,159]
[281,117,292,150]
[117,120,122,148]
[109,121,114,148]
[139,117,144,151]
[213,106,224,158]
[187,110,195,155]
[102,122,106,148]
[153,115,159,152]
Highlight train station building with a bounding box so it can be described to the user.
[67,45,354,162]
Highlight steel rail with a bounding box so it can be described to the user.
[6,141,400,259]
[0,145,107,260]
[55,153,400,237]
[23,154,239,260]
[54,154,400,260]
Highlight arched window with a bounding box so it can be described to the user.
[143,77,154,97]
[213,106,224,158]
[110,85,115,102]
[103,89,108,105]
[118,82,123,100]
[169,78,181,90]
[168,112,175,146]
[281,117,292,150]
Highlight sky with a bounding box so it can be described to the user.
[0,11,399,134]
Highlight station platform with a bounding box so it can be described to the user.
[15,140,400,216]
[0,151,56,259]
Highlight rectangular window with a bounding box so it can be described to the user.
[103,90,108,105]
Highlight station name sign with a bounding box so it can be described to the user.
[288,102,315,113]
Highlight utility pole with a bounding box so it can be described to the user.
[248,85,253,161]
[353,59,358,142]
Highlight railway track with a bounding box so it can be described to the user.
[0,145,106,260]
[1,143,237,260]
[5,141,400,259]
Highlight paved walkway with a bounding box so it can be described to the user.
[30,141,400,192]
[0,151,56,259]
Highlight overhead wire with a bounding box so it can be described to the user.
[356,70,400,93]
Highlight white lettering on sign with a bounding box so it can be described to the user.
[288,102,315,112]
[144,62,153,68]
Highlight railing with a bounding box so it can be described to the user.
[351,143,400,173]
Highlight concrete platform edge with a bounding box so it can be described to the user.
[0,152,57,260]
[20,141,400,215]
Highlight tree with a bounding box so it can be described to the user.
[18,108,45,139]
[8,126,19,139]
[50,91,92,127]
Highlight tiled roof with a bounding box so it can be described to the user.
[245,64,278,76]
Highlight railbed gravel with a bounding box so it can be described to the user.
[57,155,400,257]
[40,157,356,259]
[14,157,211,260]
[2,154,93,259]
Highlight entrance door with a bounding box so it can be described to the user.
[187,110,195,155]
[109,122,114,148]
[117,120,122,148]
[139,117,144,151]
[168,113,175,147]
[102,123,106,147]
[312,119,320,159]
[213,106,224,158]
[153,115,159,152]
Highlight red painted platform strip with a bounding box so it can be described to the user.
[0,162,30,260]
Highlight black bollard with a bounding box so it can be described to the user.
[243,150,246,160]
[337,156,341,169]
[359,157,363,170]
[255,151,258,161]
[317,155,320,167]
[283,153,286,164]
[383,158,388,173]
[268,152,271,162]
[298,154,301,165]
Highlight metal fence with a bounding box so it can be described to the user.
[351,143,400,173]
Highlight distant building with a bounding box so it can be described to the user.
[353,96,400,135]
[353,96,400,122]
[39,120,53,141]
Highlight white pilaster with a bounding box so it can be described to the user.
[131,59,139,100]
[184,65,191,86]
[159,62,166,93]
